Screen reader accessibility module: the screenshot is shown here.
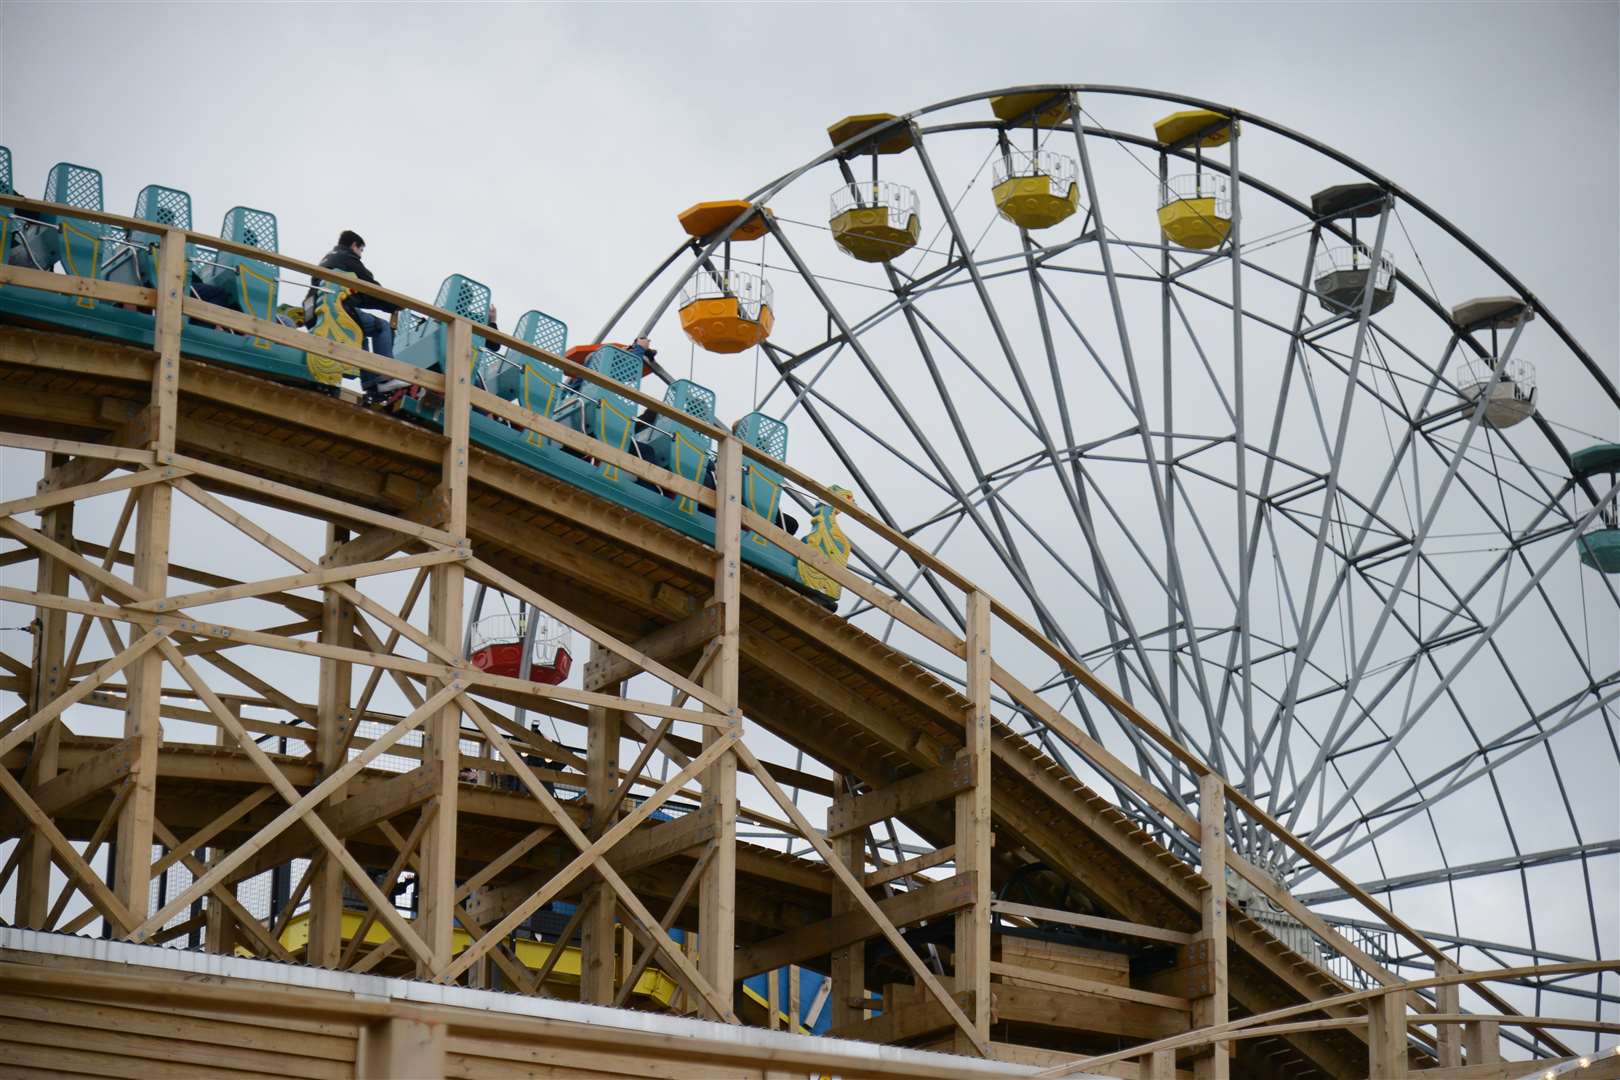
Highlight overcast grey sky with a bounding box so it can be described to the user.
[2,0,1616,1019]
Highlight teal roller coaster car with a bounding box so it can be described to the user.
[0,150,853,609]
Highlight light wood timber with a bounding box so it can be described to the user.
[828,755,976,838]
[992,901,1198,946]
[418,317,473,977]
[115,239,181,925]
[307,524,355,968]
[1195,773,1229,1080]
[582,641,623,1004]
[699,435,742,1006]
[866,843,956,888]
[990,961,1191,1012]
[829,774,865,1032]
[14,462,71,927]
[583,602,722,691]
[955,589,993,1052]
[357,1015,447,1080]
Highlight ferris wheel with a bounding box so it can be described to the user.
[598,86,1620,1001]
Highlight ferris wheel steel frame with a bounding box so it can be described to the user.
[600,85,1620,997]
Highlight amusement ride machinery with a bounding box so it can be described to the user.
[601,85,1620,1051]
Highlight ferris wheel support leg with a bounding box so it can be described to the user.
[114,228,184,925]
[698,436,743,1004]
[309,524,355,969]
[14,455,71,929]
[418,318,473,978]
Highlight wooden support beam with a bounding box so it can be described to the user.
[827,756,976,838]
[418,317,472,978]
[1368,990,1409,1079]
[735,873,977,980]
[114,228,185,924]
[582,642,622,1004]
[309,524,354,969]
[991,901,1198,946]
[699,435,742,1006]
[866,844,956,889]
[1435,956,1462,1067]
[829,774,865,1032]
[582,603,721,692]
[15,459,71,927]
[954,589,993,1053]
[357,1016,446,1080]
[1463,1019,1499,1066]
[1195,773,1229,1080]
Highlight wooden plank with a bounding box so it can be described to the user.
[992,900,1197,946]
[0,261,155,306]
[0,465,174,520]
[826,755,975,838]
[582,641,622,1004]
[866,844,956,888]
[1368,991,1408,1078]
[130,548,464,613]
[995,981,1186,1041]
[582,604,721,691]
[1195,772,1229,1080]
[990,961,1190,1012]
[829,774,864,1032]
[735,873,976,980]
[955,589,993,1052]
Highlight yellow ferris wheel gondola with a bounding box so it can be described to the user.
[988,92,1080,231]
[826,114,921,263]
[1153,108,1237,250]
[675,200,775,354]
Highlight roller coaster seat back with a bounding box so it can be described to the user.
[636,380,717,508]
[204,207,280,324]
[555,345,643,485]
[491,309,568,419]
[10,162,105,279]
[397,273,495,372]
[102,184,193,289]
[0,147,12,267]
[733,411,789,528]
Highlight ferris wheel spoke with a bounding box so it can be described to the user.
[1313,671,1620,872]
[1055,94,1238,770]
[1310,479,1620,834]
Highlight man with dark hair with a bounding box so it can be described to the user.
[311,230,398,394]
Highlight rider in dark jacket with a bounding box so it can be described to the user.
[310,230,398,393]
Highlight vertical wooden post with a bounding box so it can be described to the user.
[1463,1019,1500,1065]
[1194,773,1229,1080]
[953,590,993,1054]
[15,459,71,927]
[205,719,239,954]
[698,435,742,1004]
[358,1016,446,1079]
[767,965,781,1030]
[1146,1049,1178,1080]
[1367,989,1409,1079]
[829,775,865,1033]
[581,644,621,1003]
[419,317,470,977]
[789,964,802,1034]
[1435,956,1462,1067]
[115,228,184,923]
[308,525,354,967]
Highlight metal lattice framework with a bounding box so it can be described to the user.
[601,85,1620,1025]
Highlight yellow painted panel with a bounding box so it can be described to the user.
[1157,196,1230,249]
[992,176,1079,231]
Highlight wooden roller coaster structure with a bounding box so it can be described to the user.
[0,192,1615,1079]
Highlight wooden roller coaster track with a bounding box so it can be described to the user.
[0,193,1614,1079]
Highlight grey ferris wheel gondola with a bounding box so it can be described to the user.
[599,85,1620,1028]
